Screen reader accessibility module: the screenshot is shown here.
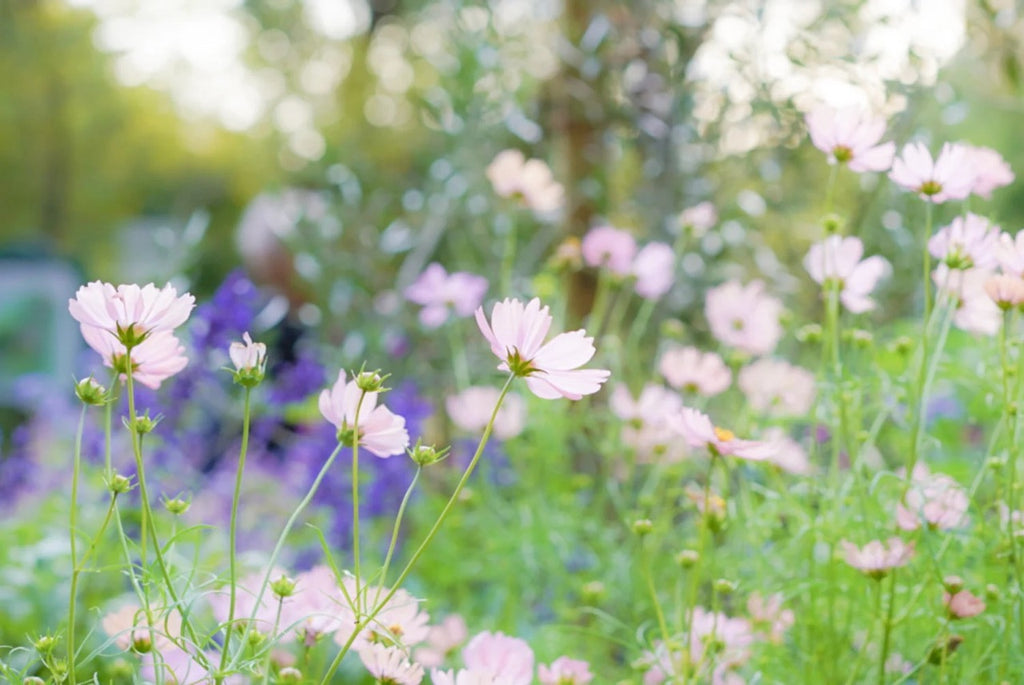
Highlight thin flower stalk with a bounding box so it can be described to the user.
[351,390,366,618]
[877,572,898,685]
[217,386,254,678]
[371,467,422,610]
[320,373,516,684]
[66,406,87,685]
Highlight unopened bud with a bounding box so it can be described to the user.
[163,497,190,516]
[355,369,388,393]
[33,635,57,653]
[271,575,297,599]
[24,677,46,685]
[128,413,158,435]
[986,584,1001,601]
[75,377,107,406]
[108,473,133,494]
[247,629,265,647]
[796,324,823,344]
[821,213,843,234]
[632,519,654,536]
[849,329,873,348]
[676,550,700,568]
[131,634,153,654]
[279,667,303,683]
[889,336,914,356]
[408,440,448,467]
[714,578,737,595]
[581,580,606,604]
[943,575,965,594]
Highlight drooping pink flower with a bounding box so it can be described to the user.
[357,643,424,684]
[404,263,489,328]
[658,346,732,397]
[963,144,1014,198]
[446,387,526,440]
[841,538,914,579]
[80,326,188,390]
[538,656,593,684]
[944,589,986,619]
[610,384,687,463]
[674,407,776,461]
[805,105,896,172]
[318,371,410,457]
[985,274,1024,309]
[486,149,564,213]
[738,359,816,417]
[933,265,1002,336]
[475,298,610,400]
[69,281,195,345]
[581,226,637,276]
[705,280,783,356]
[804,235,889,313]
[896,464,969,532]
[462,631,534,685]
[679,201,718,234]
[632,241,676,299]
[889,142,975,203]
[229,332,268,373]
[413,614,468,669]
[996,231,1024,277]
[928,213,1000,270]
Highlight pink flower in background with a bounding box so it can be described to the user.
[944,589,986,619]
[475,298,610,400]
[486,149,564,213]
[747,592,795,644]
[896,464,969,532]
[889,142,975,203]
[278,565,351,645]
[229,331,267,373]
[705,280,783,356]
[632,242,676,299]
[462,631,534,685]
[447,386,526,440]
[985,274,1024,309]
[69,281,194,344]
[679,201,718,234]
[347,587,430,650]
[319,371,410,457]
[761,428,814,476]
[538,656,593,684]
[928,213,1000,270]
[207,570,287,635]
[431,669,506,685]
[738,359,816,417]
[414,614,468,669]
[610,384,687,463]
[81,326,188,389]
[996,231,1024,277]
[658,346,732,397]
[804,236,889,313]
[805,105,896,172]
[581,226,637,275]
[357,643,424,685]
[841,538,914,579]
[963,144,1014,198]
[933,265,1002,336]
[674,407,776,461]
[404,263,489,328]
[102,604,181,652]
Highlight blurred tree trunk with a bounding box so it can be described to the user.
[40,72,69,244]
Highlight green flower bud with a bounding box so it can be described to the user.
[108,473,133,494]
[632,519,654,536]
[271,575,297,599]
[408,440,449,467]
[75,377,107,406]
[163,497,190,516]
[676,549,700,568]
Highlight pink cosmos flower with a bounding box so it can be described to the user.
[657,346,732,397]
[805,105,896,173]
[318,370,410,457]
[996,231,1024,277]
[705,280,783,356]
[679,201,718,234]
[278,565,351,645]
[207,570,288,636]
[229,331,267,378]
[804,236,889,313]
[889,142,975,203]
[963,144,1014,198]
[738,359,816,417]
[632,242,676,299]
[985,274,1024,309]
[462,631,534,685]
[102,604,181,652]
[357,643,424,684]
[580,226,637,276]
[747,592,795,644]
[641,609,753,685]
[446,387,526,440]
[538,656,593,684]
[674,407,776,461]
[933,265,1002,336]
[141,644,222,685]
[80,326,188,389]
[404,263,489,329]
[347,587,431,650]
[896,464,969,532]
[431,669,509,685]
[762,428,814,476]
[841,538,914,579]
[475,298,610,400]
[413,614,468,669]
[928,213,1000,270]
[486,149,564,213]
[944,589,986,619]
[610,384,687,463]
[69,281,195,345]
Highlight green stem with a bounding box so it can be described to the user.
[66,406,87,684]
[351,391,367,617]
[218,386,253,679]
[319,374,516,684]
[586,270,614,338]
[374,468,422,598]
[877,572,898,685]
[905,295,954,483]
[641,536,671,649]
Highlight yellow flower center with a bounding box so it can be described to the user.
[713,426,735,442]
